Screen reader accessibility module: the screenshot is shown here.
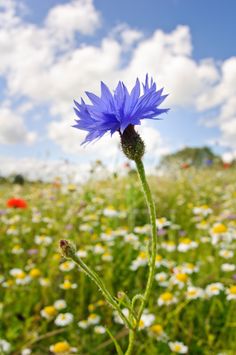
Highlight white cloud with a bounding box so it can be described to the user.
[45,0,101,41]
[222,151,236,163]
[0,0,23,28]
[0,156,90,182]
[119,26,220,107]
[111,24,143,48]
[48,119,119,160]
[0,106,36,144]
[0,0,236,167]
[197,57,236,150]
[138,124,171,157]
[48,120,170,169]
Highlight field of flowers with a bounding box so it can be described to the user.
[1,168,236,355]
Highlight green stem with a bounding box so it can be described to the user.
[125,330,135,355]
[67,252,133,330]
[125,158,157,354]
[106,328,124,355]
[135,158,157,321]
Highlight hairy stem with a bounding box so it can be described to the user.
[67,251,133,330]
[125,158,157,354]
[135,158,157,319]
[125,330,135,355]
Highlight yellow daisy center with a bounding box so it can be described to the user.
[176,273,188,282]
[16,271,26,279]
[139,252,148,259]
[61,262,71,270]
[186,263,194,269]
[229,286,236,294]
[201,205,209,210]
[212,223,227,234]
[138,319,145,328]
[150,324,163,334]
[167,241,175,246]
[210,286,219,292]
[158,218,166,224]
[173,344,182,351]
[44,306,57,317]
[29,268,41,278]
[180,238,191,244]
[53,341,70,353]
[88,313,97,320]
[13,245,21,249]
[156,255,162,262]
[63,280,72,289]
[188,290,197,296]
[161,292,173,301]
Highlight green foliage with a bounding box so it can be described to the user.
[160,146,221,169]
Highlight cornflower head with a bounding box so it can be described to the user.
[73,74,169,160]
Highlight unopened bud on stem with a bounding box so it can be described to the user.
[59,239,76,259]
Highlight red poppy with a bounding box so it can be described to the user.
[7,198,28,209]
[223,162,231,169]
[181,163,190,169]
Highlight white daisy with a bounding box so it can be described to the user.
[221,263,235,272]
[40,306,57,320]
[59,261,75,272]
[55,313,74,326]
[0,339,11,353]
[21,349,32,355]
[130,252,148,271]
[34,235,52,246]
[161,241,176,252]
[177,238,198,252]
[78,320,89,329]
[94,325,106,334]
[75,249,88,258]
[219,249,234,259]
[205,283,224,297]
[138,311,155,329]
[148,324,167,341]
[156,217,171,230]
[158,292,177,306]
[87,313,101,325]
[169,341,188,353]
[226,285,236,301]
[54,300,67,310]
[155,272,169,287]
[186,286,204,300]
[171,273,189,289]
[114,308,129,324]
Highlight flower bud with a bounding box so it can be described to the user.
[120,125,145,161]
[117,291,126,299]
[59,240,76,259]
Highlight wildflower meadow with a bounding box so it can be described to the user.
[1,163,236,354]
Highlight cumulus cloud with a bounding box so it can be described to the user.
[45,0,101,41]
[118,26,220,107]
[48,120,170,168]
[0,106,36,144]
[0,156,90,182]
[111,24,143,49]
[197,57,236,150]
[0,0,236,175]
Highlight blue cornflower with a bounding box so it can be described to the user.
[73,75,169,145]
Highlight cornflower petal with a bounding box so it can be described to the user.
[73,74,169,144]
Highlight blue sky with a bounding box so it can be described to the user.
[0,0,236,180]
[25,0,236,60]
